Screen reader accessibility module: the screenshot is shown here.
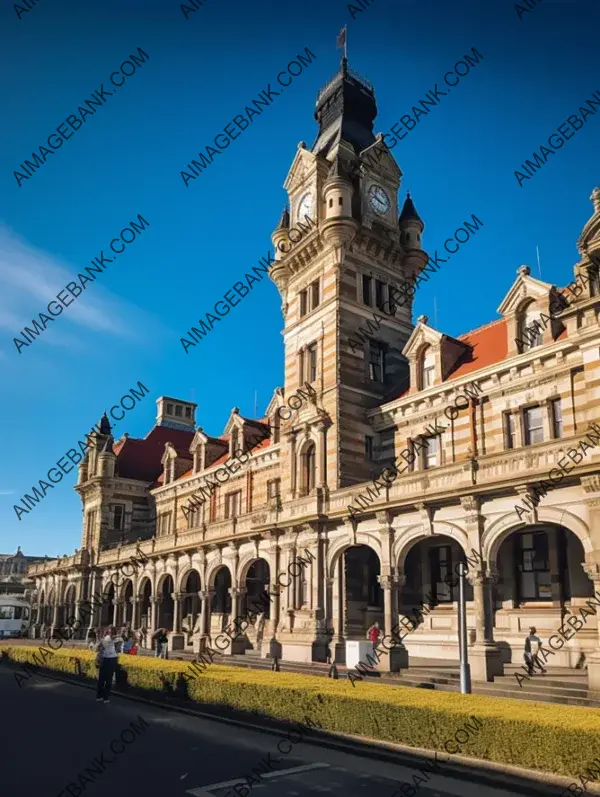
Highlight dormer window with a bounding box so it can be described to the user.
[231,428,239,456]
[421,346,435,389]
[166,403,173,415]
[175,405,182,417]
[519,301,543,351]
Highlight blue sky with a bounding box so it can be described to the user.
[0,0,597,556]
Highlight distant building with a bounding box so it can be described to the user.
[0,547,50,595]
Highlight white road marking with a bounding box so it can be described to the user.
[260,763,330,780]
[186,763,329,796]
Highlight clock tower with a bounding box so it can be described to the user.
[270,57,430,492]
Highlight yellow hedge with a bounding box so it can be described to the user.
[2,643,598,778]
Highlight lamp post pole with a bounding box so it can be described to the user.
[458,561,472,694]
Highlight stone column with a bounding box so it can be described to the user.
[169,592,185,651]
[230,587,247,654]
[467,567,504,681]
[199,589,213,647]
[267,535,281,637]
[131,597,139,629]
[150,596,159,635]
[460,496,504,681]
[86,571,97,638]
[332,556,346,663]
[317,420,327,489]
[112,600,121,627]
[280,542,294,619]
[72,600,81,638]
[289,431,297,498]
[546,527,562,604]
[377,573,408,671]
[583,563,600,695]
[51,598,59,632]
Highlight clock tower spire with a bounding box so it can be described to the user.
[270,55,430,492]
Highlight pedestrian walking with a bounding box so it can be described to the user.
[95,626,123,704]
[367,621,382,649]
[524,626,547,676]
[153,627,169,659]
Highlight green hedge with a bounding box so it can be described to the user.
[2,644,598,778]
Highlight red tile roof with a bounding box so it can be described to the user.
[113,426,194,482]
[388,306,569,403]
[171,420,272,485]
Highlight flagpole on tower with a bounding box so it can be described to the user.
[336,26,348,62]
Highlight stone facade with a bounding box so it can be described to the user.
[29,58,600,690]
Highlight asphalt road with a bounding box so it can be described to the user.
[0,664,564,797]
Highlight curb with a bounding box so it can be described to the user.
[3,658,597,796]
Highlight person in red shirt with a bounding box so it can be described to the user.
[367,621,381,648]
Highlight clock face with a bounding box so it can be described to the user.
[368,184,391,216]
[298,193,314,221]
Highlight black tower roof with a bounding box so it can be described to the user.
[399,192,423,226]
[312,58,377,158]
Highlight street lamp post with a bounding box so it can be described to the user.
[458,561,472,694]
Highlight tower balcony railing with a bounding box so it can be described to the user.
[316,63,374,103]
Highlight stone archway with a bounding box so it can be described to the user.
[492,520,596,667]
[120,580,134,626]
[180,570,202,648]
[46,589,55,628]
[243,559,271,618]
[157,575,174,631]
[63,585,77,629]
[101,583,115,628]
[138,578,152,632]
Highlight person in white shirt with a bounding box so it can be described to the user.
[95,626,123,703]
[524,626,547,676]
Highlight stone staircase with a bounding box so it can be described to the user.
[208,652,599,707]
[42,639,599,707]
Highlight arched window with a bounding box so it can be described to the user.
[519,302,543,350]
[421,346,435,389]
[303,444,316,494]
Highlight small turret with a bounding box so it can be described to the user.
[321,155,358,246]
[97,436,116,478]
[271,206,291,262]
[398,192,424,249]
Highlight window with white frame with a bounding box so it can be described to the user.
[422,435,440,469]
[157,512,172,536]
[550,399,563,438]
[504,412,517,449]
[524,405,544,445]
[267,479,280,499]
[519,302,544,350]
[421,346,435,389]
[225,490,242,519]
